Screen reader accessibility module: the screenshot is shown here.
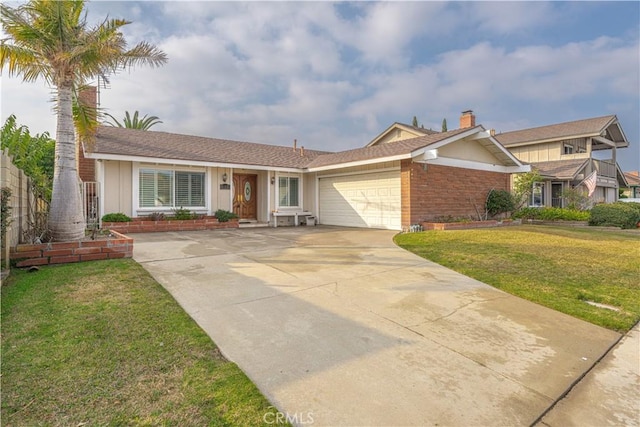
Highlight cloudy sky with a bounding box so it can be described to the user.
[2,1,639,171]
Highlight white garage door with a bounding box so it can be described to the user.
[319,171,401,230]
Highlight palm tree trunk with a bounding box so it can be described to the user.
[48,84,86,241]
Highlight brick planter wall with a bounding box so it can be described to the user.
[102,217,239,234]
[10,230,133,268]
[422,219,521,230]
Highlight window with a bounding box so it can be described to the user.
[278,176,299,207]
[139,169,205,208]
[530,182,545,207]
[563,142,574,155]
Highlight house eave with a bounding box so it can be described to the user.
[306,153,412,172]
[85,152,306,173]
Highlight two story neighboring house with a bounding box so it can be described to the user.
[494,115,630,207]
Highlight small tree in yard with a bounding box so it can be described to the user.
[561,186,590,210]
[512,170,543,209]
[1,0,167,241]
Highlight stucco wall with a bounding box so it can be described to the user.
[101,160,132,217]
[401,160,510,226]
[438,138,500,163]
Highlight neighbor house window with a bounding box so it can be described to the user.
[563,142,574,155]
[530,182,545,207]
[278,176,299,207]
[139,169,205,208]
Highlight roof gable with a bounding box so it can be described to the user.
[495,115,628,148]
[366,122,439,147]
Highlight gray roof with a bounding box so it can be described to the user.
[306,128,472,168]
[495,115,616,146]
[531,159,589,180]
[91,126,330,169]
[91,126,474,170]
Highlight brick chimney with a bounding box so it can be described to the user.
[459,110,476,129]
[77,86,97,182]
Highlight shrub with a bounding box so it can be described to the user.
[513,207,590,221]
[101,212,131,222]
[214,209,238,222]
[146,212,166,221]
[172,207,197,220]
[486,189,515,217]
[589,202,640,229]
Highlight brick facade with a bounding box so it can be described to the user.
[10,230,133,267]
[103,217,239,233]
[401,160,510,227]
[78,86,97,182]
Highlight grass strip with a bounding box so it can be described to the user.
[1,259,280,426]
[395,225,640,332]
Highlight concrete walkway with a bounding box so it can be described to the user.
[538,322,639,427]
[133,226,623,426]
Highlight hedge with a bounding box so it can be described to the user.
[512,207,590,222]
[588,202,640,229]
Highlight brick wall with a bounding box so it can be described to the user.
[78,86,97,182]
[401,160,509,226]
[103,217,239,233]
[10,230,133,267]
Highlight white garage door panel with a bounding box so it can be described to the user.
[319,171,401,230]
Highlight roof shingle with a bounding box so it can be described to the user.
[92,126,331,169]
[531,159,589,179]
[495,115,615,146]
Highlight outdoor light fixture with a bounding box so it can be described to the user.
[271,176,276,185]
[222,172,228,183]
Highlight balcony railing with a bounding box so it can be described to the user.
[594,159,616,178]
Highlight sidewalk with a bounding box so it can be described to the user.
[538,322,639,426]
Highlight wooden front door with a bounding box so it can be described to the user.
[233,174,258,220]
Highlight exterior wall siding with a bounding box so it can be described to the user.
[401,160,509,226]
[508,139,590,163]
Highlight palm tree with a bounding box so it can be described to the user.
[105,110,163,130]
[1,0,167,241]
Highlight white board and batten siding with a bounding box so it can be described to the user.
[318,170,401,230]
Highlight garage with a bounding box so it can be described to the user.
[318,170,401,229]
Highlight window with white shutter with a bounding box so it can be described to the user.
[138,168,205,208]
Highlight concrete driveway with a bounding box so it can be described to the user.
[133,226,620,426]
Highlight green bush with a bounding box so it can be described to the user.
[486,189,515,217]
[214,209,238,222]
[589,202,640,229]
[101,212,131,222]
[513,207,590,221]
[172,207,197,220]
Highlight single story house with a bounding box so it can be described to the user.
[83,111,529,230]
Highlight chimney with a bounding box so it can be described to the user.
[459,110,476,129]
[293,139,297,151]
[77,86,98,183]
[490,128,496,136]
[300,146,305,157]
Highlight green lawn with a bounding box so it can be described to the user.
[1,259,280,426]
[395,225,640,333]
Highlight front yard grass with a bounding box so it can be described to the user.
[395,225,640,333]
[1,259,279,426]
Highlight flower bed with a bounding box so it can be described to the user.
[422,219,521,231]
[102,216,239,234]
[10,230,133,268]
